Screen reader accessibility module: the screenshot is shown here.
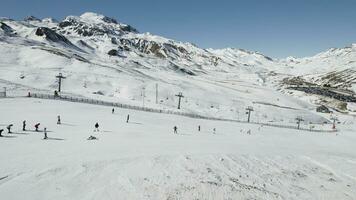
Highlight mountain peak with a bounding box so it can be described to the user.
[79,12,118,24]
[24,15,41,21]
[58,12,138,36]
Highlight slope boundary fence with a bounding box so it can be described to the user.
[23,93,337,133]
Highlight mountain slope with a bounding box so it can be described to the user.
[278,44,356,91]
[1,12,355,124]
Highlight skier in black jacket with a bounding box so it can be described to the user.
[57,115,61,125]
[94,122,99,132]
[7,124,13,133]
[35,123,40,132]
[23,120,26,131]
[43,128,48,139]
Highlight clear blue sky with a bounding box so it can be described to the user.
[1,0,356,58]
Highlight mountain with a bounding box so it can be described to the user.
[2,12,356,200]
[287,44,356,91]
[0,12,355,122]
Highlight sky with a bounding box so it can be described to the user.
[0,0,356,58]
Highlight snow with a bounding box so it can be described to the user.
[277,44,356,76]
[79,12,120,25]
[352,84,356,93]
[1,11,356,199]
[0,36,330,126]
[0,98,356,199]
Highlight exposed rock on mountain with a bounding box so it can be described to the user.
[107,49,119,56]
[0,22,15,35]
[35,27,82,51]
[24,15,41,22]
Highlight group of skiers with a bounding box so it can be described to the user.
[1,107,223,140]
[1,107,132,140]
[0,116,62,139]
[93,110,129,132]
[0,122,45,138]
[88,109,130,140]
[112,108,130,123]
[173,126,253,135]
[0,124,14,136]
[172,125,216,134]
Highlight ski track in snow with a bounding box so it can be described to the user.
[1,155,356,200]
[0,98,356,200]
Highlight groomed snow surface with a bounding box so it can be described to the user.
[1,98,356,200]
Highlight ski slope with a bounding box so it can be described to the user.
[1,11,356,199]
[1,98,356,199]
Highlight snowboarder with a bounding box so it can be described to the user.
[126,114,130,123]
[22,120,26,131]
[87,135,97,140]
[173,126,178,134]
[0,129,3,137]
[35,123,40,132]
[43,128,48,139]
[94,122,99,132]
[57,115,61,124]
[198,125,201,132]
[112,108,115,114]
[7,124,13,133]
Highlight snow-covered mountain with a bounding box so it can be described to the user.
[2,12,356,200]
[278,44,356,90]
[1,12,356,122]
[0,12,276,76]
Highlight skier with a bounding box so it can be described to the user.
[43,128,48,139]
[126,114,130,123]
[22,120,26,131]
[35,123,40,132]
[7,124,13,133]
[213,128,216,134]
[94,122,99,132]
[112,108,115,114]
[57,115,61,124]
[198,125,201,132]
[247,129,251,135]
[173,126,178,134]
[0,129,3,137]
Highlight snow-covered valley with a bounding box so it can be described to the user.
[1,98,356,199]
[1,12,356,199]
